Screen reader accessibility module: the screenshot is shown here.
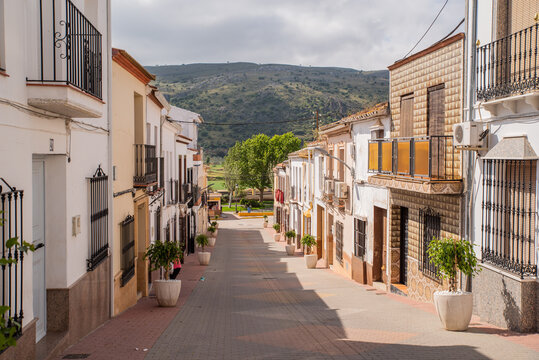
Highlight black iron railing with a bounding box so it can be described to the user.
[29,0,102,99]
[419,208,442,283]
[477,23,539,101]
[180,183,192,204]
[368,136,459,180]
[120,215,135,287]
[0,179,24,335]
[134,145,157,186]
[88,166,108,271]
[481,159,537,278]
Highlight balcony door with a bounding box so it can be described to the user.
[32,159,46,342]
[428,84,445,178]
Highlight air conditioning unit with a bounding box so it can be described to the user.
[348,143,356,160]
[324,179,334,195]
[335,182,349,199]
[453,122,483,147]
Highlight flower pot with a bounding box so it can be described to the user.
[433,291,473,331]
[263,222,268,228]
[305,254,317,269]
[273,234,280,242]
[154,280,182,307]
[208,237,216,247]
[285,245,295,256]
[198,251,211,265]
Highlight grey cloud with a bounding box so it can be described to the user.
[112,0,465,70]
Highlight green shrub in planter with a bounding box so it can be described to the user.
[301,234,317,255]
[273,223,280,232]
[285,230,296,245]
[211,221,217,227]
[263,214,268,222]
[427,237,480,292]
[196,234,209,252]
[207,225,216,235]
[144,240,183,280]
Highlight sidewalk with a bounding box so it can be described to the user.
[56,246,211,360]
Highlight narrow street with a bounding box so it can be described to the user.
[144,216,538,360]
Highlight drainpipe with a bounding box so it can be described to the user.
[106,0,114,318]
[463,0,478,292]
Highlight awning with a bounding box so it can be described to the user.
[483,135,538,160]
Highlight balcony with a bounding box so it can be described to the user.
[27,0,103,118]
[368,136,462,194]
[477,23,539,115]
[180,183,192,204]
[134,145,157,186]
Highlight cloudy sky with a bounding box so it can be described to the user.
[112,0,465,70]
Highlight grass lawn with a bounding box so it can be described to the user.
[207,164,226,191]
[221,200,274,212]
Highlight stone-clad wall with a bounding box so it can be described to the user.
[389,34,464,177]
[389,189,461,302]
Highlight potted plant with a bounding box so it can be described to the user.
[207,226,217,247]
[263,215,269,228]
[427,237,480,331]
[196,234,211,265]
[144,240,183,307]
[211,220,218,229]
[284,230,296,255]
[272,223,281,242]
[301,234,317,269]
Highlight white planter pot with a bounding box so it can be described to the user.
[154,280,182,307]
[208,237,216,247]
[285,245,295,256]
[305,254,317,269]
[263,222,268,228]
[433,291,473,331]
[198,251,211,266]
[273,234,281,242]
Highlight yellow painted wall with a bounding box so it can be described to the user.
[111,60,149,315]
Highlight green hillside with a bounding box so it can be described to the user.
[146,63,389,158]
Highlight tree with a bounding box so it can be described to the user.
[224,132,301,202]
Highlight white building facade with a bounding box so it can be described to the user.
[0,0,112,357]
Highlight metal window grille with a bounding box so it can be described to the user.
[481,159,537,278]
[120,215,135,287]
[354,218,366,258]
[335,221,343,264]
[419,208,441,282]
[30,0,103,99]
[87,166,108,271]
[134,144,157,185]
[0,179,24,335]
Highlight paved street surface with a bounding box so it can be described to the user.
[147,216,539,360]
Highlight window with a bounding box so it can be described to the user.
[88,166,109,271]
[165,221,170,242]
[155,206,161,241]
[427,84,445,136]
[419,208,441,282]
[482,159,537,277]
[354,219,366,258]
[371,129,384,139]
[120,215,135,287]
[318,156,324,191]
[338,147,345,181]
[400,94,414,137]
[335,221,343,264]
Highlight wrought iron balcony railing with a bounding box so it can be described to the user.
[134,144,157,186]
[368,136,459,180]
[180,183,192,204]
[477,23,539,101]
[28,0,103,99]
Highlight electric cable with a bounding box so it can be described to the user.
[401,0,450,60]
[168,112,340,126]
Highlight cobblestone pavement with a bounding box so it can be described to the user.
[147,216,539,360]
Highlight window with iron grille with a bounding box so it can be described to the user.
[354,218,366,258]
[120,215,135,287]
[335,221,343,264]
[481,159,537,278]
[88,166,109,271]
[419,208,441,282]
[155,206,161,241]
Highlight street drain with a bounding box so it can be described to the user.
[63,355,90,359]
